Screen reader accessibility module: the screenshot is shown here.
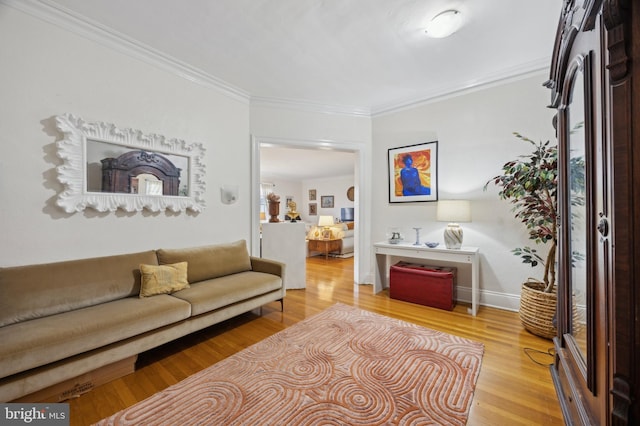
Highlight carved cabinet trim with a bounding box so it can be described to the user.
[101,150,182,196]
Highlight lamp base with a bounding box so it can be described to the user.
[444,223,463,249]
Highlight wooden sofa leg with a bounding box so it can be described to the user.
[279,298,284,312]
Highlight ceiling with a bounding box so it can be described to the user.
[37,0,562,179]
[44,0,561,114]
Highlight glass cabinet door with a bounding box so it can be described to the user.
[567,68,587,362]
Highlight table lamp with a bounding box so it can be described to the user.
[318,215,334,239]
[436,200,471,249]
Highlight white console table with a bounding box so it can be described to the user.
[373,242,480,316]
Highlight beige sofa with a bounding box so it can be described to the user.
[0,240,285,402]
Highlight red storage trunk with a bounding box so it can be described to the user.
[389,262,456,310]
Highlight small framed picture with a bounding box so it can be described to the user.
[322,228,332,239]
[309,189,316,201]
[388,141,438,203]
[309,203,317,215]
[321,195,334,208]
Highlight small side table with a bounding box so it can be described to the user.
[308,238,342,260]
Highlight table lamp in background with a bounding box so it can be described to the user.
[436,200,471,249]
[318,215,334,239]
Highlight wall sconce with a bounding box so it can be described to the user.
[220,185,238,205]
[437,200,471,249]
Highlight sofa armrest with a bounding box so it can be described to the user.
[250,256,285,279]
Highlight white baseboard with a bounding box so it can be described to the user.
[356,280,522,313]
[455,286,520,312]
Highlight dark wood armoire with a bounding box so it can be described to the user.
[101,150,182,196]
[546,0,639,424]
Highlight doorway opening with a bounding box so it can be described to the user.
[250,135,369,285]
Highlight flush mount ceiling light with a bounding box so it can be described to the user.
[425,10,463,38]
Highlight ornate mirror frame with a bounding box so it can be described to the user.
[54,114,206,213]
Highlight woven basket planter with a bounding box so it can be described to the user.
[519,279,557,339]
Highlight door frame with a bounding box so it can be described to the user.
[250,135,372,286]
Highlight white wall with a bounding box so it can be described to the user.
[372,74,557,310]
[0,5,251,265]
[302,176,355,223]
[260,173,355,226]
[250,105,371,143]
[302,175,355,224]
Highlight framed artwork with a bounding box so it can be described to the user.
[322,228,332,239]
[309,189,316,201]
[321,195,334,208]
[388,141,438,203]
[309,203,317,215]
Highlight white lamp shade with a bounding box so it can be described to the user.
[318,215,334,227]
[437,200,471,223]
[425,10,464,38]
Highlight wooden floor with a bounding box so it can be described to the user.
[68,256,563,425]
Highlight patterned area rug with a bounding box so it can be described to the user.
[95,304,484,426]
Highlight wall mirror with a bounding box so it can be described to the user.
[568,66,587,361]
[561,54,593,389]
[55,114,206,213]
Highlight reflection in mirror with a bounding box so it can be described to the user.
[54,113,206,213]
[134,174,163,195]
[568,70,587,361]
[86,140,189,196]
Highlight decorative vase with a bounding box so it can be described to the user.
[443,223,463,249]
[268,201,280,223]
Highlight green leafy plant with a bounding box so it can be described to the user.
[485,132,558,292]
[485,126,587,293]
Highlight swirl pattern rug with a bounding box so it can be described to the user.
[95,304,484,425]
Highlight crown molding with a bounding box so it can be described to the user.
[250,96,371,117]
[3,0,551,119]
[2,0,250,103]
[372,57,552,117]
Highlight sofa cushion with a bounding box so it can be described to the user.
[0,294,191,379]
[170,271,283,316]
[139,262,190,297]
[0,250,158,327]
[156,240,252,283]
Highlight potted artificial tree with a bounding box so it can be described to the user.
[485,132,560,339]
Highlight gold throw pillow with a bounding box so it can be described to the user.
[139,262,189,297]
